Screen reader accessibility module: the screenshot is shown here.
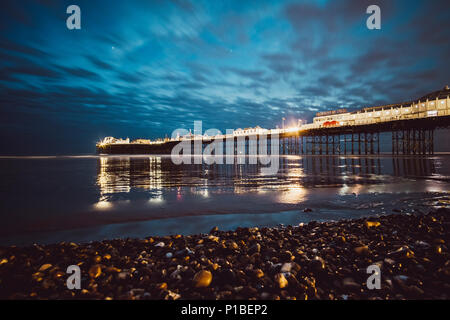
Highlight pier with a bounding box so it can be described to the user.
[97,86,450,156]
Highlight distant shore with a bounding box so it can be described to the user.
[0,208,448,300]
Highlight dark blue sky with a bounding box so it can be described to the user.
[0,0,449,155]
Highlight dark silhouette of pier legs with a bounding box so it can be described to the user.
[159,127,436,159]
[288,128,434,156]
[391,128,434,155]
[299,131,381,155]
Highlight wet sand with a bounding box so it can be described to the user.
[0,208,448,300]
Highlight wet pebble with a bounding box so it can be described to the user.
[0,208,448,300]
[193,270,212,288]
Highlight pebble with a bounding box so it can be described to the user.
[254,269,264,278]
[209,226,219,234]
[88,265,102,279]
[0,208,448,300]
[365,221,381,228]
[342,278,360,291]
[129,288,145,296]
[414,241,430,249]
[249,243,261,254]
[117,271,129,280]
[38,264,52,272]
[394,275,409,281]
[354,245,370,255]
[170,265,183,279]
[275,273,288,289]
[388,246,414,258]
[261,292,270,299]
[280,263,292,273]
[309,256,326,271]
[165,290,181,300]
[193,270,212,288]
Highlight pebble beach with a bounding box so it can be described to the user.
[0,208,449,300]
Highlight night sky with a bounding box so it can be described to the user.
[0,0,449,155]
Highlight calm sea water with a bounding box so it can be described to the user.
[0,154,449,246]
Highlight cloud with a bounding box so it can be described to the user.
[85,55,116,71]
[0,0,448,155]
[1,64,60,79]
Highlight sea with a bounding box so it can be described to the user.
[1,132,450,246]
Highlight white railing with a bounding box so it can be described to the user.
[310,97,449,130]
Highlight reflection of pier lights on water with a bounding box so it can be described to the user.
[283,155,438,184]
[94,156,441,207]
[96,156,164,201]
[277,184,308,204]
[97,156,131,195]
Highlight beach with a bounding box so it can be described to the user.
[1,208,448,300]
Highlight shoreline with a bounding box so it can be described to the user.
[2,192,449,247]
[0,208,448,300]
[2,152,450,159]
